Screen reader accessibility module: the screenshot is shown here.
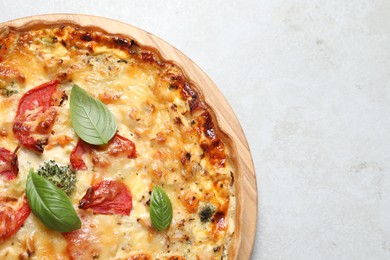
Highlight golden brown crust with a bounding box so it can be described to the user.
[0,21,240,259]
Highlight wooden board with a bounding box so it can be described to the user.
[0,14,257,259]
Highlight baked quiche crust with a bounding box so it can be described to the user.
[0,22,239,259]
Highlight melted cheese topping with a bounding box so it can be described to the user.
[0,25,236,259]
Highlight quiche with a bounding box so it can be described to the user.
[0,22,237,259]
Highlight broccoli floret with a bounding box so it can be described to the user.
[199,204,216,223]
[36,160,76,195]
[1,82,19,97]
[1,88,18,97]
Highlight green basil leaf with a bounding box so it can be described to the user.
[26,170,81,232]
[150,186,173,231]
[70,84,117,145]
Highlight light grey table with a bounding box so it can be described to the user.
[2,0,390,259]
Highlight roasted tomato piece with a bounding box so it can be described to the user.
[105,134,136,159]
[70,133,136,171]
[125,254,151,260]
[13,80,60,153]
[212,211,228,238]
[167,257,186,260]
[79,180,132,215]
[0,147,18,180]
[0,196,31,240]
[70,140,89,171]
[63,216,100,260]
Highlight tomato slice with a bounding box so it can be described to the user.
[70,133,136,171]
[63,216,100,260]
[0,147,18,180]
[70,140,89,171]
[127,254,152,260]
[0,196,31,240]
[212,211,228,239]
[79,180,132,215]
[105,134,136,159]
[13,80,59,153]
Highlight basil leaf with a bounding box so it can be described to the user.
[70,84,117,145]
[150,186,173,231]
[26,170,81,232]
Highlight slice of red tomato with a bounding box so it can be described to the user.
[13,80,59,153]
[70,140,89,171]
[79,180,132,215]
[70,133,136,171]
[105,134,136,159]
[0,196,31,240]
[63,215,100,260]
[0,147,18,180]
